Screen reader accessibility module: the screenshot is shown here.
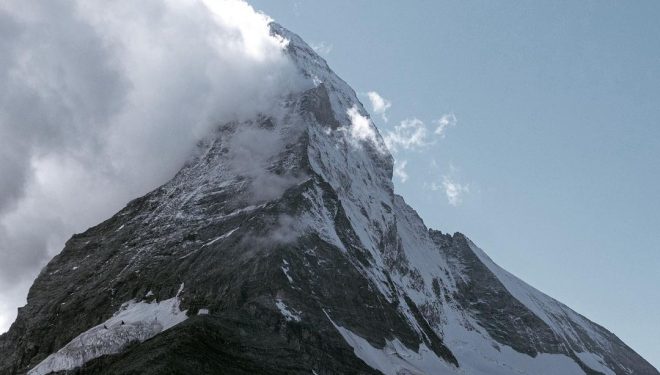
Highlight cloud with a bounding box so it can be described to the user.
[346,106,379,145]
[367,91,392,122]
[226,125,304,202]
[269,215,299,245]
[383,118,429,153]
[393,160,409,183]
[382,113,458,185]
[310,41,333,55]
[441,175,469,206]
[240,214,299,248]
[434,113,457,137]
[0,0,305,333]
[427,164,470,206]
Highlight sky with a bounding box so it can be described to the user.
[249,0,660,368]
[0,0,657,370]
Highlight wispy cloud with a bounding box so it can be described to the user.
[382,113,457,154]
[226,125,304,202]
[310,41,333,55]
[393,160,409,183]
[434,113,457,137]
[383,118,428,153]
[427,164,470,206]
[441,175,469,206]
[369,98,459,188]
[367,91,392,122]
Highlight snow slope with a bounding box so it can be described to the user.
[28,286,187,375]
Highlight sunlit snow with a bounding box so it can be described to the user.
[29,290,188,375]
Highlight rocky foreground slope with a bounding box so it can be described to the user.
[0,23,657,375]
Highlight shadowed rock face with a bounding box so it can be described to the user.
[430,231,566,357]
[431,229,657,375]
[1,23,657,375]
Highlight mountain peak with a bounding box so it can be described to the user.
[1,22,656,375]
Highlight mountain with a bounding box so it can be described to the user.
[0,23,656,375]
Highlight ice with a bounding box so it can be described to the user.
[28,295,188,375]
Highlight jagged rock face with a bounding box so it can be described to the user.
[0,23,657,375]
[429,231,656,375]
[432,230,567,357]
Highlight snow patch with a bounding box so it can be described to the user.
[202,227,239,247]
[326,312,453,375]
[179,228,239,259]
[198,308,210,315]
[29,296,188,375]
[439,296,588,375]
[281,259,294,284]
[275,299,301,322]
[576,352,616,375]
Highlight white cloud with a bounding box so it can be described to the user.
[393,160,409,183]
[441,175,469,206]
[0,0,304,333]
[427,164,470,206]
[383,118,428,153]
[347,105,379,145]
[434,113,457,137]
[367,91,392,122]
[226,125,304,202]
[310,41,333,55]
[382,113,458,184]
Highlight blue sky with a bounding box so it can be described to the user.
[250,0,660,367]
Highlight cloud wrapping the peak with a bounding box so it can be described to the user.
[346,106,380,146]
[226,125,304,202]
[0,0,304,333]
